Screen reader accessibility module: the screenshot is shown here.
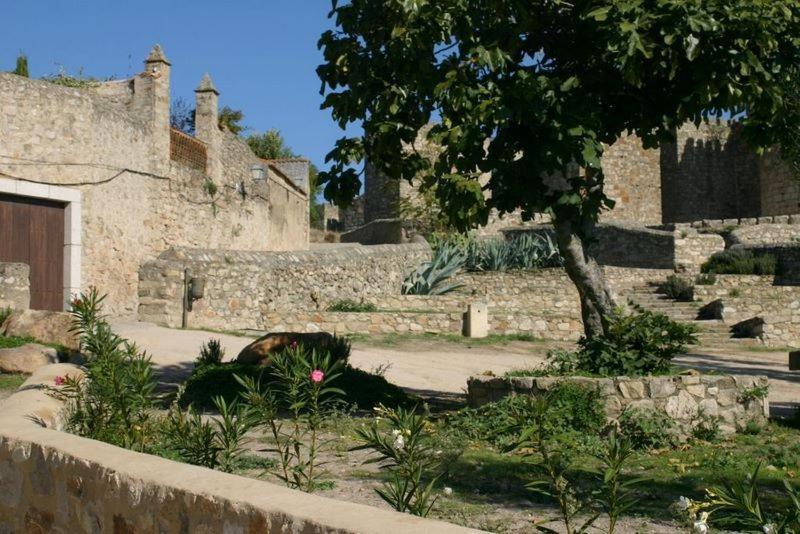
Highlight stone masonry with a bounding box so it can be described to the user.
[0,364,478,534]
[0,45,309,315]
[0,262,29,311]
[467,374,769,438]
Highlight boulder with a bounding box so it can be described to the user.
[0,343,59,374]
[1,310,79,350]
[237,332,336,365]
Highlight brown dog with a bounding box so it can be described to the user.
[236,332,335,365]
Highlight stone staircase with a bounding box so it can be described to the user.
[624,284,762,347]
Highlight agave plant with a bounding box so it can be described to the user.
[480,239,513,271]
[402,244,466,295]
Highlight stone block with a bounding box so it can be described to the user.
[665,390,698,420]
[617,380,646,399]
[698,399,719,418]
[686,384,706,398]
[509,377,534,392]
[649,377,677,398]
[462,302,488,338]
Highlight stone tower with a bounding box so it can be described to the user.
[133,45,171,173]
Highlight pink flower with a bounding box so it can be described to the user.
[310,369,324,383]
[290,340,299,349]
[54,376,65,386]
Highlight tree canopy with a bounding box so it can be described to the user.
[318,0,800,229]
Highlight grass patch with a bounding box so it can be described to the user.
[0,373,27,391]
[180,362,416,412]
[349,332,545,346]
[0,335,37,349]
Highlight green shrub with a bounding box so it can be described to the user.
[327,299,378,312]
[572,311,698,377]
[659,275,694,301]
[701,248,777,275]
[52,288,157,450]
[618,407,677,449]
[196,338,224,368]
[694,273,717,285]
[445,382,605,449]
[180,361,413,412]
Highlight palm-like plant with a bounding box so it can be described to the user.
[402,244,466,295]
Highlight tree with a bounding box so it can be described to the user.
[247,129,297,160]
[13,53,28,77]
[317,0,800,338]
[170,97,196,136]
[219,106,246,135]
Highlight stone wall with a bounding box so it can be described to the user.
[760,148,800,216]
[602,132,663,224]
[0,262,29,310]
[467,374,769,438]
[728,223,800,247]
[138,253,670,337]
[694,275,800,346]
[139,244,431,329]
[0,364,477,534]
[502,222,723,272]
[661,122,762,223]
[340,218,407,245]
[0,48,309,316]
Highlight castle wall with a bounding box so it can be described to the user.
[601,132,662,224]
[0,60,308,316]
[660,123,762,223]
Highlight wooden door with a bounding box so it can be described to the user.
[0,193,65,311]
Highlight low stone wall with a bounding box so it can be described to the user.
[260,310,581,340]
[0,262,29,311]
[138,244,431,329]
[694,275,800,346]
[467,374,769,437]
[0,364,479,534]
[729,223,800,247]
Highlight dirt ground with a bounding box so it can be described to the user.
[111,321,799,415]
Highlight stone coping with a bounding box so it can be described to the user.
[158,243,431,266]
[0,364,481,534]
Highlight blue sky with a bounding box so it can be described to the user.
[1,0,351,179]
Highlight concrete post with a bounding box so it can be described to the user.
[463,302,489,338]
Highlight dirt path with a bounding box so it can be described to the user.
[111,321,798,413]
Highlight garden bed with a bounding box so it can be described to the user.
[467,373,769,438]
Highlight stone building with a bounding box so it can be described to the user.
[340,122,799,232]
[0,45,309,315]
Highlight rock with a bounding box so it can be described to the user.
[1,310,79,351]
[697,299,725,321]
[0,343,59,374]
[649,377,677,398]
[731,317,765,339]
[236,332,336,365]
[617,380,645,399]
[665,390,699,421]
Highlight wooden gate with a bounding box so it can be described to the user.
[0,193,65,311]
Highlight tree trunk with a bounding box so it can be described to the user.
[552,215,618,339]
